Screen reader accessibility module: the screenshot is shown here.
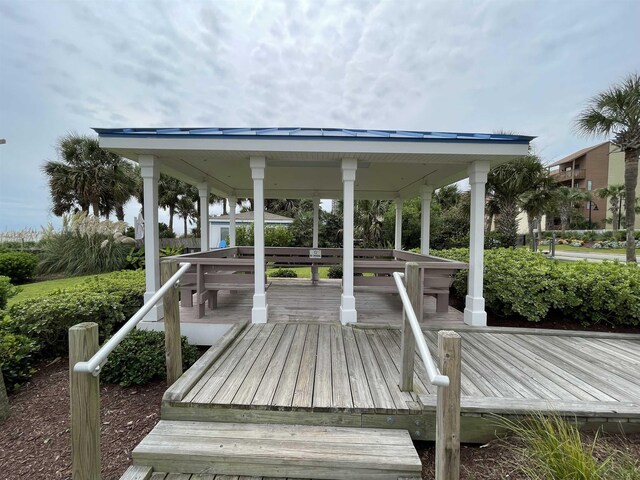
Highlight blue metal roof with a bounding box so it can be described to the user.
[93,127,534,144]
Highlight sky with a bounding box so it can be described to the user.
[1,0,639,232]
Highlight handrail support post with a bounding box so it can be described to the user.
[436,330,461,480]
[400,262,422,391]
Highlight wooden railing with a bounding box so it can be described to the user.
[68,259,187,479]
[394,262,462,480]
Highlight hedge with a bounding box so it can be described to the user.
[3,270,145,358]
[100,329,199,386]
[0,252,39,284]
[435,248,640,326]
[0,276,19,310]
[0,331,39,391]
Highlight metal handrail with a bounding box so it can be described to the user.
[73,262,192,375]
[393,271,449,387]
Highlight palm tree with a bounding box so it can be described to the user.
[355,200,391,248]
[576,72,640,262]
[433,185,460,210]
[487,155,546,247]
[43,134,136,219]
[176,193,197,237]
[159,174,185,233]
[520,174,558,250]
[554,186,591,234]
[596,184,625,231]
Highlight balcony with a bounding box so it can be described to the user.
[550,169,585,182]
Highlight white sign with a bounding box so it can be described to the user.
[309,249,322,259]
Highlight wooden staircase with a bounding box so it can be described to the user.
[121,420,422,480]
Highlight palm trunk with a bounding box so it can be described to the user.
[496,200,519,247]
[222,200,228,216]
[485,212,494,233]
[183,216,188,237]
[528,217,535,251]
[92,202,100,217]
[249,198,254,211]
[611,197,619,231]
[624,148,638,263]
[115,204,125,221]
[169,205,175,232]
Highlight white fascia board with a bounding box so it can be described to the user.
[99,135,530,159]
[235,188,400,200]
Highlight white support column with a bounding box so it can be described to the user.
[228,195,237,247]
[420,185,434,255]
[139,155,162,321]
[394,197,403,251]
[250,157,268,323]
[311,196,320,283]
[198,182,209,252]
[464,160,490,327]
[340,158,357,324]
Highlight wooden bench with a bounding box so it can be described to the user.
[351,270,455,313]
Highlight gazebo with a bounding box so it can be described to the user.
[96,127,533,331]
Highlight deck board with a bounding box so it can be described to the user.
[170,322,640,437]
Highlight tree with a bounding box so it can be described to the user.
[158,174,184,233]
[176,191,197,237]
[554,186,591,234]
[43,134,137,219]
[596,184,625,231]
[433,185,461,210]
[355,200,391,248]
[487,155,546,247]
[576,72,640,262]
[520,174,557,250]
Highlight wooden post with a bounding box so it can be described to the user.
[161,260,182,385]
[399,262,422,391]
[436,330,461,480]
[69,322,100,480]
[0,371,9,422]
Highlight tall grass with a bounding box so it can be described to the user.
[499,413,640,480]
[38,213,135,276]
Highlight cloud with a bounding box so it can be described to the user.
[0,0,639,230]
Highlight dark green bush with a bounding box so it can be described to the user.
[235,225,295,247]
[100,329,199,386]
[268,268,298,278]
[328,265,343,279]
[4,270,145,357]
[0,330,39,391]
[0,252,39,284]
[0,276,19,310]
[435,248,640,326]
[5,291,125,357]
[71,270,145,319]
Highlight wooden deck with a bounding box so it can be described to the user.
[163,322,640,442]
[179,278,464,326]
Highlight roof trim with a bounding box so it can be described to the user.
[93,127,535,144]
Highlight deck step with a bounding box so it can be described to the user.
[131,420,422,480]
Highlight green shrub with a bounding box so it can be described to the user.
[100,329,199,386]
[0,252,39,284]
[5,291,125,357]
[0,276,19,310]
[235,225,295,247]
[71,269,145,319]
[268,268,298,278]
[4,270,146,357]
[328,265,343,279]
[435,248,640,326]
[0,331,39,391]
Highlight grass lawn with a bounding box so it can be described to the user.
[545,245,628,255]
[266,266,332,279]
[9,273,110,306]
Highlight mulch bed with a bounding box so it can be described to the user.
[0,359,165,480]
[2,353,639,479]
